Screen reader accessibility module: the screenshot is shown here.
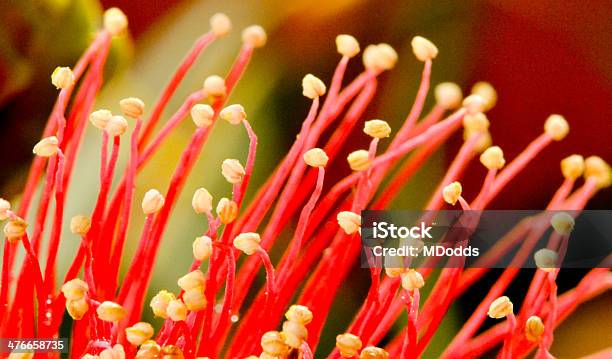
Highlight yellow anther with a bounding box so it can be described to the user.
[61,278,88,300]
[336,35,360,58]
[471,82,497,111]
[336,333,363,358]
[125,322,154,346]
[150,290,176,318]
[525,316,545,342]
[233,232,262,255]
[142,189,165,215]
[33,136,59,157]
[167,299,187,321]
[66,298,89,320]
[203,75,226,98]
[303,148,329,168]
[51,67,74,89]
[191,104,215,128]
[242,26,267,48]
[104,7,128,35]
[105,115,129,137]
[96,301,127,322]
[480,146,505,170]
[550,212,574,236]
[220,104,246,125]
[192,188,213,214]
[183,288,207,311]
[90,109,113,129]
[337,211,361,235]
[216,198,238,224]
[302,74,327,99]
[177,270,206,291]
[222,159,246,184]
[534,248,558,272]
[70,215,91,236]
[560,154,584,180]
[435,82,463,110]
[347,150,371,171]
[4,217,27,243]
[544,114,569,141]
[487,296,513,319]
[119,97,145,118]
[285,304,313,325]
[442,181,462,206]
[411,36,438,62]
[400,269,425,291]
[193,235,213,261]
[210,13,231,37]
[363,119,391,139]
[261,331,289,356]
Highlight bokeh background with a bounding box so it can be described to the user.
[1,0,610,357]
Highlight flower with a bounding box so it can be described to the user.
[1,7,608,359]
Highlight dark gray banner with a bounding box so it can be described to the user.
[360,210,612,269]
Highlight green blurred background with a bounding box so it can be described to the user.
[1,0,610,357]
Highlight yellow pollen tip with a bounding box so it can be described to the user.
[534,248,558,272]
[525,316,545,342]
[126,322,155,346]
[150,290,175,318]
[191,104,215,128]
[435,82,463,110]
[337,211,361,235]
[544,114,569,141]
[233,232,262,255]
[347,150,371,171]
[400,269,425,291]
[560,154,585,180]
[442,181,462,206]
[177,269,206,291]
[302,74,327,99]
[411,36,438,62]
[89,109,113,130]
[336,333,363,358]
[363,43,398,71]
[220,104,246,125]
[480,146,505,170]
[363,119,391,139]
[303,148,329,167]
[33,136,59,157]
[550,212,574,236]
[584,156,612,188]
[3,217,27,243]
[221,158,246,184]
[242,25,267,48]
[105,115,129,137]
[285,304,313,325]
[487,296,513,319]
[203,75,227,98]
[216,198,238,224]
[51,67,74,89]
[96,301,127,322]
[462,94,486,115]
[193,235,213,261]
[471,81,497,111]
[210,13,231,37]
[103,7,128,36]
[141,189,165,215]
[119,97,145,118]
[462,112,489,133]
[336,34,360,58]
[0,198,11,221]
